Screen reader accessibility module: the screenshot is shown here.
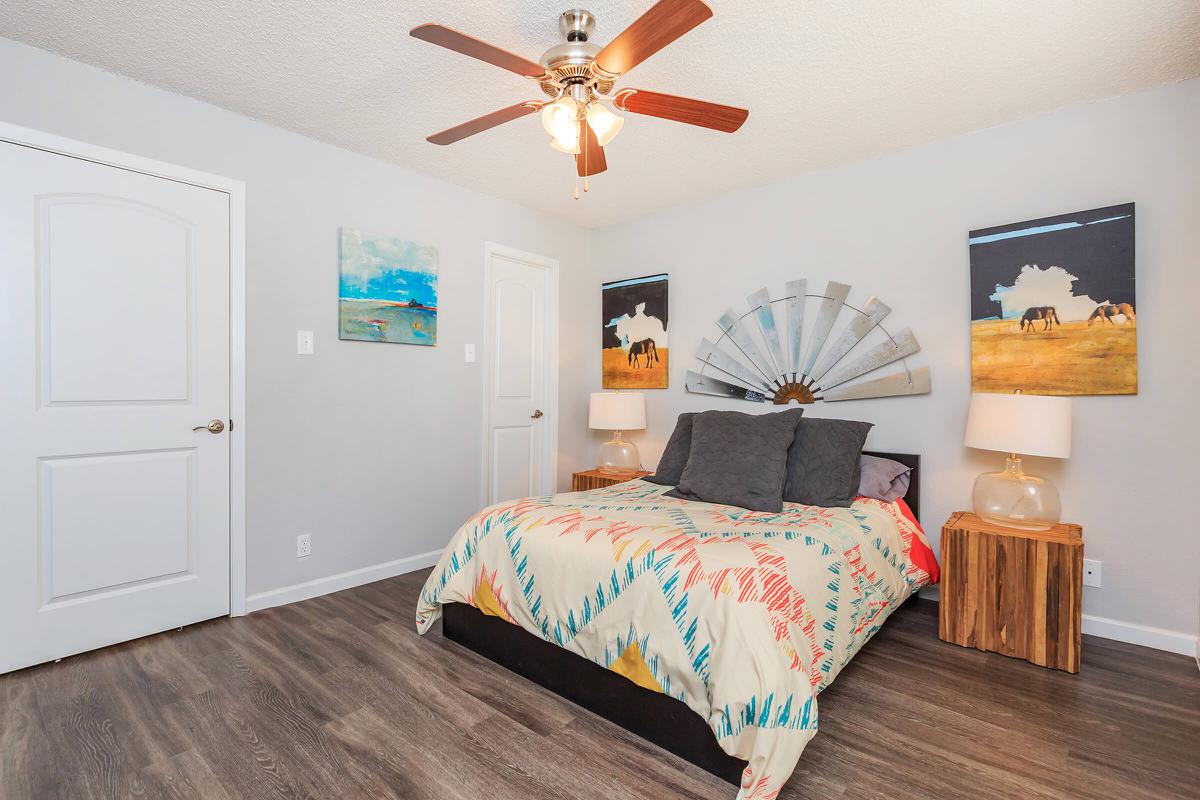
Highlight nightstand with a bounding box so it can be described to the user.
[938,511,1083,673]
[571,469,651,491]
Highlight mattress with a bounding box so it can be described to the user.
[416,479,939,799]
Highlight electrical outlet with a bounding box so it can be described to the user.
[296,533,312,558]
[464,343,476,363]
[1082,558,1102,588]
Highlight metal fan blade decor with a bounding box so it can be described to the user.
[686,281,932,404]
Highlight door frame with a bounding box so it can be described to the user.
[0,121,249,616]
[481,242,560,507]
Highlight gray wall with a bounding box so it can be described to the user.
[566,79,1200,641]
[0,37,588,597]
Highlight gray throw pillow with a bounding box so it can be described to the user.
[666,408,804,512]
[783,417,874,507]
[645,413,696,486]
[857,454,912,503]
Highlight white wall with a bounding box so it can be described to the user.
[0,37,589,600]
[3,34,1196,649]
[565,78,1200,644]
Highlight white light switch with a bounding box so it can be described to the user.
[464,343,476,363]
[297,330,314,355]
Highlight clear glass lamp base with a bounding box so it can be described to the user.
[972,455,1061,531]
[597,431,642,473]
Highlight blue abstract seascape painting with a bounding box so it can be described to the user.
[339,228,438,345]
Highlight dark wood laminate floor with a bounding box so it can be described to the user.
[2,568,1198,800]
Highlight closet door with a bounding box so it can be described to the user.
[0,140,231,673]
[484,245,558,504]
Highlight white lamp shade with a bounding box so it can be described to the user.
[589,392,646,431]
[964,392,1072,459]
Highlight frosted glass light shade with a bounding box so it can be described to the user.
[586,102,624,146]
[588,392,646,431]
[541,96,578,140]
[964,392,1072,459]
[550,135,581,154]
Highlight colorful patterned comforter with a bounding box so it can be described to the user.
[416,480,938,799]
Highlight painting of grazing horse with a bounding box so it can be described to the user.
[1020,306,1060,332]
[628,338,659,369]
[1088,303,1136,326]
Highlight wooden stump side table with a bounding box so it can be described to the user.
[938,511,1083,673]
[571,469,652,491]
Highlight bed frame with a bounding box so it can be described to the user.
[442,452,920,786]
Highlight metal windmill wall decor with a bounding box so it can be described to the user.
[685,280,932,404]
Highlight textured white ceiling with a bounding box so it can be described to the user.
[2,1,1198,227]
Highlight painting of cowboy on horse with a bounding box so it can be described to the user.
[969,204,1137,396]
[602,274,669,389]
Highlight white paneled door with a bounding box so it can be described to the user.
[0,140,232,673]
[484,245,558,504]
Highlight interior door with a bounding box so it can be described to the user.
[486,251,553,504]
[0,141,231,674]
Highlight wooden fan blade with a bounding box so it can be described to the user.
[576,120,607,176]
[427,102,542,145]
[411,24,546,78]
[592,0,712,77]
[615,89,748,133]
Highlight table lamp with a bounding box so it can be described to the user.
[589,391,646,473]
[964,391,1072,531]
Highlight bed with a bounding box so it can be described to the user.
[416,452,937,799]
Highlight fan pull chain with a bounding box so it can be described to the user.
[573,176,580,200]
[581,121,590,194]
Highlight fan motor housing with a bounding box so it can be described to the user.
[559,8,595,41]
[539,9,613,96]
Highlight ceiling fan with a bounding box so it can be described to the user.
[411,0,748,193]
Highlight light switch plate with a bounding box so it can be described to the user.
[464,343,476,363]
[297,330,314,355]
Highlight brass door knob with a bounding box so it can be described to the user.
[192,419,225,434]
[531,409,544,419]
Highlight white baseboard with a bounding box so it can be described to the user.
[1080,613,1199,658]
[918,587,1198,658]
[242,563,1199,659]
[244,549,442,613]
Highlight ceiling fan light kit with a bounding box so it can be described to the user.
[585,101,624,146]
[411,1,749,195]
[541,96,582,153]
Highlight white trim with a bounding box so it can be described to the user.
[227,184,248,615]
[0,121,250,617]
[921,588,1197,657]
[481,242,561,507]
[1081,614,1199,658]
[245,550,443,613]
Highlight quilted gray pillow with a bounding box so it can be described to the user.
[783,417,874,507]
[645,413,696,486]
[666,408,804,512]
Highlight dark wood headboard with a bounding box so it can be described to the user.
[862,451,920,524]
